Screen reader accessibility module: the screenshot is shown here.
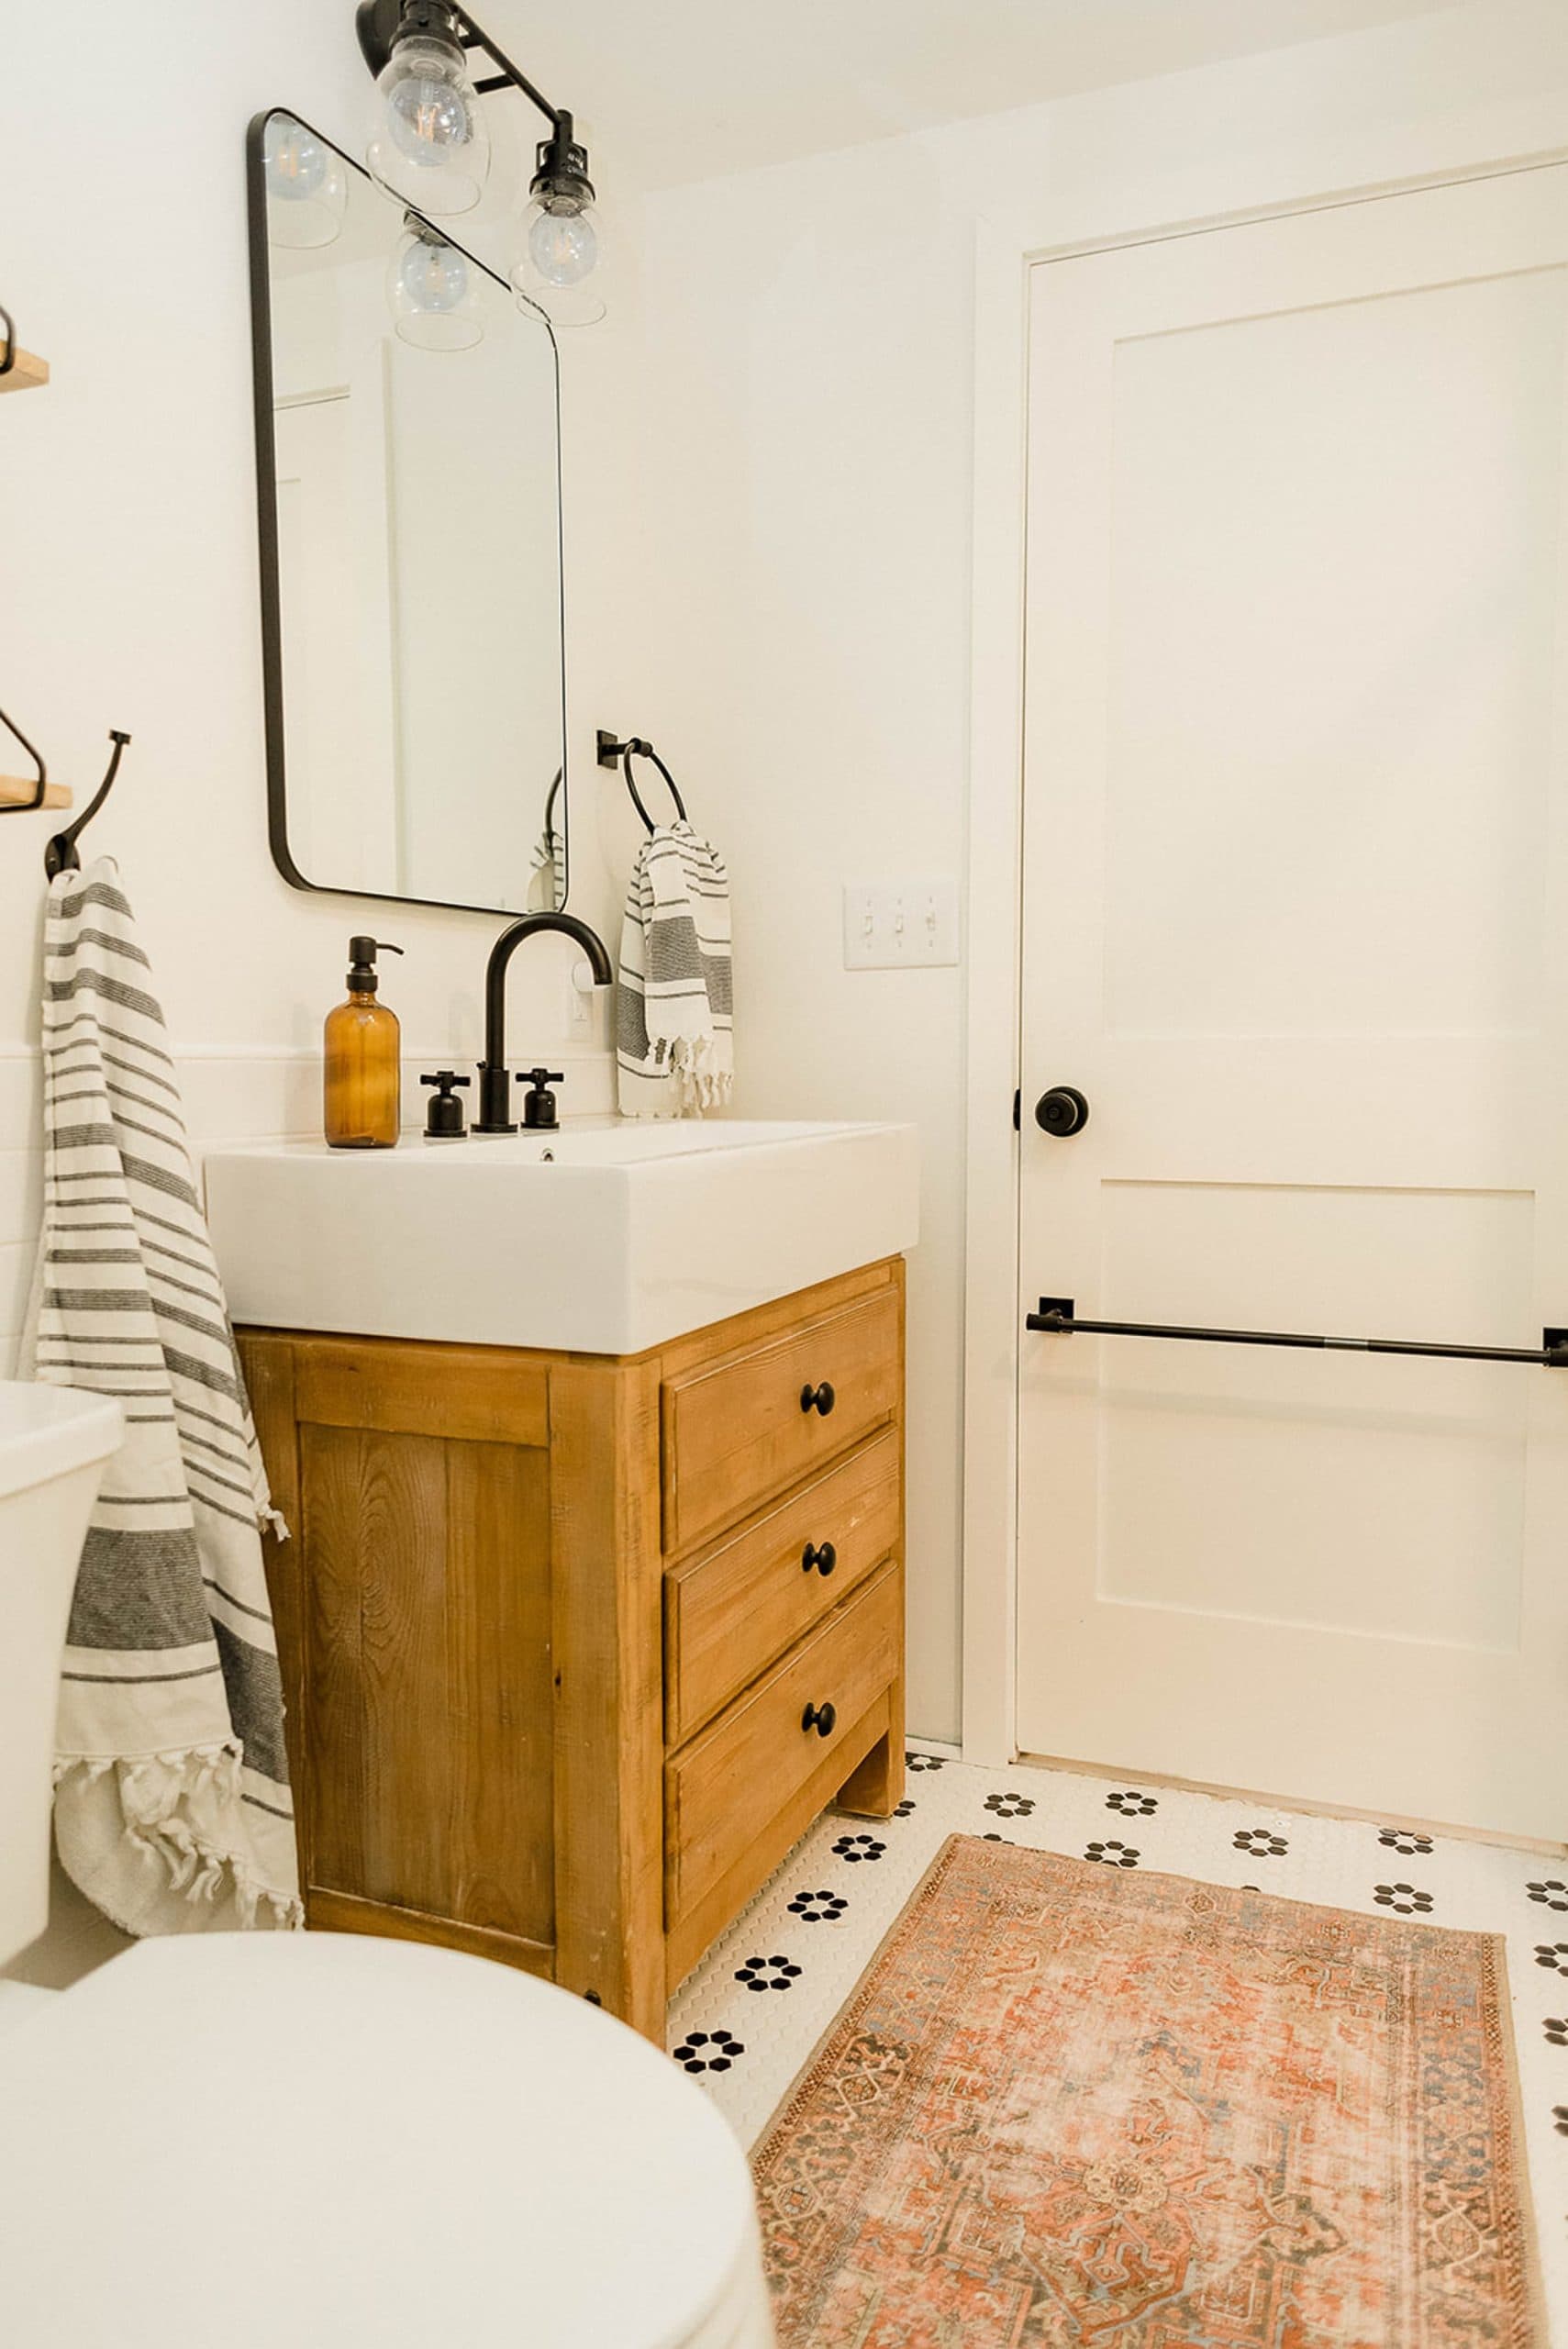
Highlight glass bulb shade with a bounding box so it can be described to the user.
[511,200,606,328]
[528,201,598,288]
[367,34,489,217]
[388,227,484,351]
[262,113,348,249]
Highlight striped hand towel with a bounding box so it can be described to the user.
[21,859,302,1934]
[616,820,734,1117]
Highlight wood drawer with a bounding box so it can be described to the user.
[664,1430,901,1745]
[665,1559,902,1934]
[662,1285,901,1553]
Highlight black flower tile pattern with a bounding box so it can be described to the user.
[665,1751,1568,2349]
[673,2029,745,2075]
[787,1888,849,1923]
[1373,1883,1434,1917]
[734,1955,802,1994]
[984,1792,1037,1820]
[832,1832,886,1865]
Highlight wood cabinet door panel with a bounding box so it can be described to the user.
[298,1422,554,1945]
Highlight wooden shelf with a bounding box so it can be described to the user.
[0,774,70,810]
[0,348,49,395]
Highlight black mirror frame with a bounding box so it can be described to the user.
[245,106,570,917]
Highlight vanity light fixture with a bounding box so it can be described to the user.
[356,0,605,326]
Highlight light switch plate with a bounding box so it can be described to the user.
[842,880,960,970]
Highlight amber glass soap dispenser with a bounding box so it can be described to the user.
[324,936,404,1148]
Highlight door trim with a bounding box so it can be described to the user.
[959,135,1568,1770]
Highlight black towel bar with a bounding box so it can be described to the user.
[1027,1297,1568,1369]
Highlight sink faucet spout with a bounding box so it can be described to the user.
[476,912,614,1135]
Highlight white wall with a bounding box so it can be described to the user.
[620,0,1568,1742]
[0,1,627,1380]
[11,0,1568,1753]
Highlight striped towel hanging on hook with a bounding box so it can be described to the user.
[21,857,301,1934]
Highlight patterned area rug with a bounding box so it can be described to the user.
[752,1833,1542,2346]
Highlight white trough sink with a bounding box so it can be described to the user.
[204,1119,918,1355]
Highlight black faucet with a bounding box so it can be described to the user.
[474,911,614,1135]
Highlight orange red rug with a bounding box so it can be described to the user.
[752,1833,1541,2345]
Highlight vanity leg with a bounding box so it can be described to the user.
[835,1687,906,1820]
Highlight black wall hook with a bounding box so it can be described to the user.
[44,730,131,878]
[595,729,688,834]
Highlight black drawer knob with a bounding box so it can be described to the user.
[801,1700,838,1737]
[800,1380,836,1417]
[801,1542,838,1576]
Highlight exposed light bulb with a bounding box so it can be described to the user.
[266,114,328,196]
[528,203,598,288]
[388,222,484,351]
[386,46,473,162]
[262,111,348,250]
[401,234,469,311]
[367,32,489,217]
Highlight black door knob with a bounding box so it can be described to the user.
[802,1700,838,1737]
[800,1380,836,1416]
[802,1542,838,1576]
[1035,1085,1090,1137]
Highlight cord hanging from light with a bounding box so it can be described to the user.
[356,0,604,328]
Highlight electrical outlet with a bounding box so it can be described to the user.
[842,881,960,970]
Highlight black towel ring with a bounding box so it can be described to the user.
[595,729,688,835]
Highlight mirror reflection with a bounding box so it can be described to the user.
[250,108,567,916]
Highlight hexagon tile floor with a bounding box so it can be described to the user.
[666,1745,1568,2336]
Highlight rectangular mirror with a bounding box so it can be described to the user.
[247,108,567,917]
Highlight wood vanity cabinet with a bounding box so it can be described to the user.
[237,1256,906,2041]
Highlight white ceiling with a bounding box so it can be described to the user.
[474,0,1465,193]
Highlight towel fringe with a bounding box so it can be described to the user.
[53,1748,306,1932]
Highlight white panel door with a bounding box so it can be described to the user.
[1017,168,1568,1840]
